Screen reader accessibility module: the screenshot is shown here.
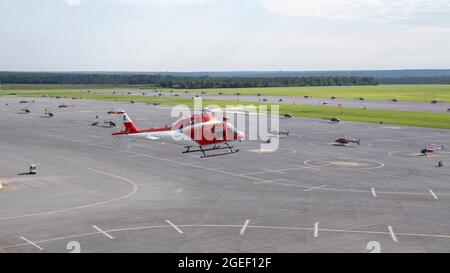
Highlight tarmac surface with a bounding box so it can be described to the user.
[0,96,450,253]
[99,89,450,113]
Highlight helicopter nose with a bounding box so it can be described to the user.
[236,130,245,140]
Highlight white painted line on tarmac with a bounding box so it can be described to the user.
[304,185,327,192]
[127,154,150,158]
[242,166,310,175]
[20,236,43,250]
[166,220,184,234]
[314,222,319,238]
[388,226,398,242]
[371,187,377,197]
[240,219,250,235]
[92,225,114,239]
[429,189,438,200]
[261,168,287,174]
[253,179,283,185]
[46,134,61,138]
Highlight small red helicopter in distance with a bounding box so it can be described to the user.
[334,136,361,146]
[109,109,245,158]
[420,144,446,156]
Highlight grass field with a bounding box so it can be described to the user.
[171,85,450,103]
[2,84,450,102]
[3,89,449,129]
[0,84,152,90]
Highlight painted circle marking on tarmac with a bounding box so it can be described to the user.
[0,168,139,222]
[304,158,384,169]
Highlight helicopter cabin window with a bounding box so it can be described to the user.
[226,126,235,138]
[214,126,225,140]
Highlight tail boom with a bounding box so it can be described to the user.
[109,110,140,135]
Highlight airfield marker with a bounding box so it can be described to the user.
[428,189,438,200]
[166,220,184,234]
[314,222,319,238]
[388,226,398,242]
[240,219,250,235]
[92,225,114,239]
[20,236,43,250]
[371,187,377,197]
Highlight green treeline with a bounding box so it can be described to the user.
[0,72,378,88]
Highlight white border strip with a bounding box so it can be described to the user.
[429,189,438,200]
[388,226,398,242]
[240,219,250,235]
[20,236,43,250]
[371,187,377,197]
[166,220,184,234]
[314,222,319,238]
[92,225,114,239]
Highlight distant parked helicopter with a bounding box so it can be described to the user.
[41,110,54,118]
[334,136,361,146]
[420,144,446,155]
[59,104,70,108]
[19,107,31,114]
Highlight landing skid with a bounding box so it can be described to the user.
[183,143,239,158]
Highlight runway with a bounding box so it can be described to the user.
[0,96,449,253]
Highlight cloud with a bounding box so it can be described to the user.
[403,26,450,35]
[64,0,212,7]
[65,0,81,6]
[110,0,213,7]
[259,0,450,20]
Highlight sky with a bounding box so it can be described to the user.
[1,0,450,71]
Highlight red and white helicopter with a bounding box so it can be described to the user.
[109,109,245,158]
[333,136,361,146]
[420,144,446,156]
